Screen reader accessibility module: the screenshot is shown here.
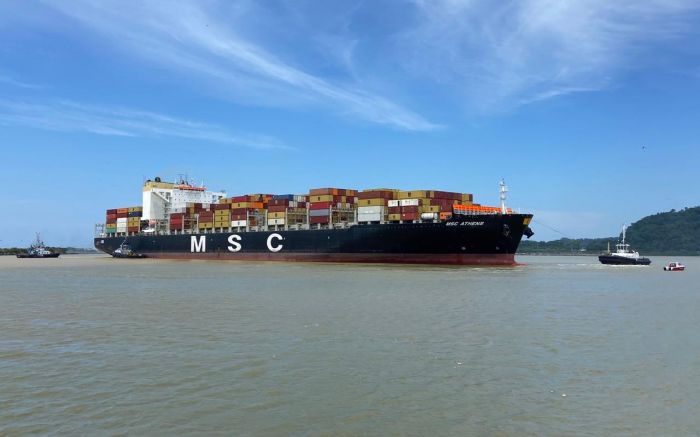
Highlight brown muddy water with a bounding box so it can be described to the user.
[1,254,699,436]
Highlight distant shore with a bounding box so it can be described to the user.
[0,247,98,256]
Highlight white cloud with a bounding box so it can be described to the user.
[0,99,290,149]
[401,0,700,112]
[0,74,43,89]
[40,0,439,131]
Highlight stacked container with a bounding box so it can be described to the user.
[226,194,270,228]
[392,190,473,222]
[308,188,357,225]
[212,203,231,230]
[105,209,117,234]
[267,195,308,227]
[198,210,214,230]
[127,206,143,233]
[357,189,396,223]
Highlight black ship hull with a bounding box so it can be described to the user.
[94,214,533,266]
[16,253,60,258]
[598,255,651,265]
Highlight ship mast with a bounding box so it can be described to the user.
[499,179,508,214]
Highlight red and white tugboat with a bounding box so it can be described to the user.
[663,262,685,271]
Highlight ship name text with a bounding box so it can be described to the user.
[190,234,284,253]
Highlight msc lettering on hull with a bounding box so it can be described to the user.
[190,234,284,253]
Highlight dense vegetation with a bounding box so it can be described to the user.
[0,247,97,256]
[520,206,700,255]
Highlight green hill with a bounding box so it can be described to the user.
[520,206,700,255]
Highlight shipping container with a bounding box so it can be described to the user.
[387,213,401,221]
[309,201,332,210]
[358,206,385,215]
[309,215,330,224]
[309,209,329,217]
[358,198,387,207]
[358,213,383,222]
[357,190,396,200]
[398,190,432,199]
[399,198,420,207]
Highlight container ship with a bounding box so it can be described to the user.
[94,178,534,265]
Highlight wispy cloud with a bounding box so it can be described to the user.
[0,74,43,89]
[400,0,700,113]
[40,1,439,131]
[0,99,290,149]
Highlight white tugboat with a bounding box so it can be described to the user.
[598,225,651,265]
[16,234,60,258]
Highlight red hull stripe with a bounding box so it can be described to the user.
[141,252,517,266]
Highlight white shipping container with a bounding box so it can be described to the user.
[358,206,385,214]
[231,220,247,227]
[399,199,420,207]
[358,213,383,222]
[387,200,400,207]
[421,212,438,220]
[268,218,286,225]
[116,217,128,223]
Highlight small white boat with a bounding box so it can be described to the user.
[663,262,685,271]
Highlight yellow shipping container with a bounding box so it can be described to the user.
[214,210,231,216]
[397,190,433,199]
[311,194,336,202]
[419,205,441,213]
[388,213,401,221]
[461,193,473,202]
[128,206,143,212]
[232,201,264,209]
[359,198,387,206]
[268,212,286,219]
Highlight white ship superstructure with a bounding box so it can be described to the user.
[142,177,226,221]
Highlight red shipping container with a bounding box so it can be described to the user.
[401,212,418,220]
[388,206,401,214]
[231,214,247,220]
[268,199,290,206]
[310,215,330,224]
[357,190,395,200]
[106,209,117,215]
[309,201,332,210]
[268,205,287,212]
[401,205,419,213]
[211,204,229,211]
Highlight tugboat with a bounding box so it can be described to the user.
[663,262,685,271]
[16,234,61,258]
[598,225,651,265]
[111,240,147,259]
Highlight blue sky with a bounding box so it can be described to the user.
[1,0,700,247]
